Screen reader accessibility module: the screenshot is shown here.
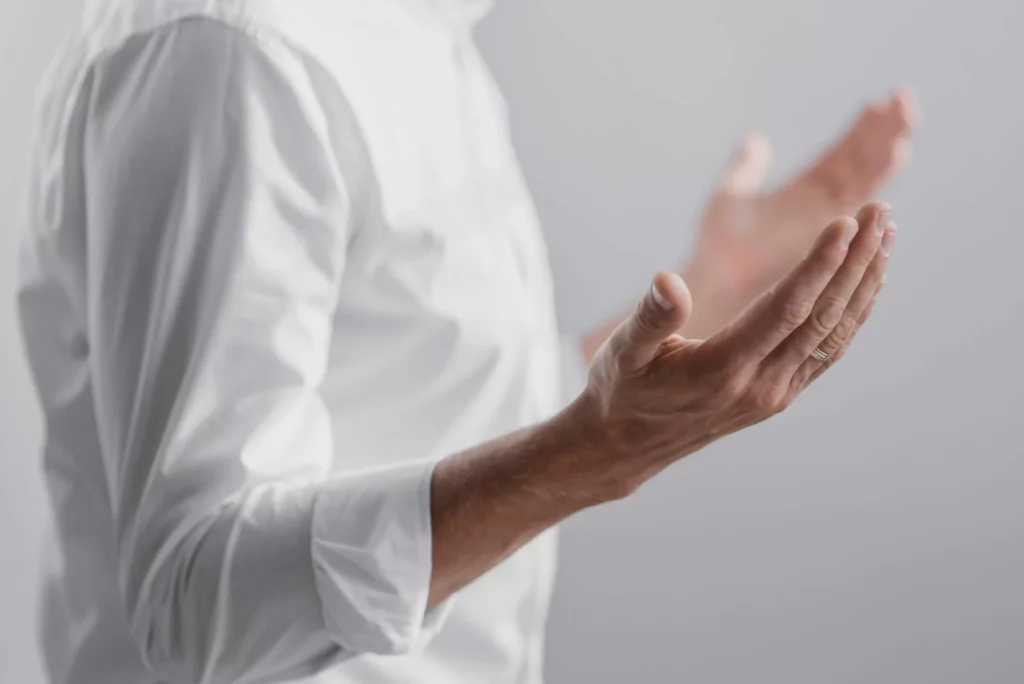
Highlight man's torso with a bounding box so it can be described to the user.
[20,1,563,682]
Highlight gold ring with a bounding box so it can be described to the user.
[810,347,830,363]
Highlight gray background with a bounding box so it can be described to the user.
[2,1,1022,682]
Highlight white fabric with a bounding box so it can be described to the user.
[17,1,578,682]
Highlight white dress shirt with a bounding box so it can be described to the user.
[17,1,585,682]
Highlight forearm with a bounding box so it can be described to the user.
[428,396,609,605]
[443,204,890,610]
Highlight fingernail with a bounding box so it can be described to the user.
[876,209,890,235]
[651,283,673,310]
[881,228,896,256]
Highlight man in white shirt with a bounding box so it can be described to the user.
[17,1,912,683]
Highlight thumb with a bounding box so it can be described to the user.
[717,133,773,195]
[616,271,693,372]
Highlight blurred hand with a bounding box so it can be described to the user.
[681,91,915,338]
[577,203,894,499]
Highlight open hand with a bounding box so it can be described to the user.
[578,202,895,499]
[682,92,914,338]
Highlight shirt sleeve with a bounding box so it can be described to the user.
[80,18,449,684]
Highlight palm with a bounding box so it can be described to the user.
[693,91,916,304]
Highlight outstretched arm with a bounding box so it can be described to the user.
[430,202,894,605]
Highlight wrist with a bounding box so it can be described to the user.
[539,393,614,507]
[545,389,648,505]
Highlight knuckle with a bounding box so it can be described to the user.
[718,375,749,403]
[724,354,752,380]
[605,477,640,502]
[752,385,788,415]
[781,392,799,411]
[779,297,814,330]
[830,316,858,346]
[751,393,775,415]
[789,368,811,393]
[810,296,846,333]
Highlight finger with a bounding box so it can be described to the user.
[790,231,892,389]
[805,223,895,385]
[797,223,895,380]
[890,88,919,134]
[767,203,891,376]
[803,276,885,386]
[713,216,854,362]
[612,271,693,372]
[718,133,773,195]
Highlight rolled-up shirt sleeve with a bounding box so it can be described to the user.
[81,18,448,684]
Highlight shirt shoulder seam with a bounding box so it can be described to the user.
[34,6,338,237]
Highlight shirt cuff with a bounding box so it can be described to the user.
[311,458,453,655]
